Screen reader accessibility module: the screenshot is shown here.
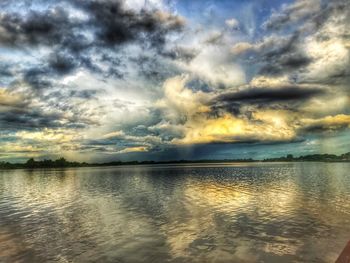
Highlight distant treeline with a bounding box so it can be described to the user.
[0,158,88,169]
[0,157,255,169]
[262,152,350,162]
[0,152,349,170]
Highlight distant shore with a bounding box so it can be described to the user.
[0,152,349,170]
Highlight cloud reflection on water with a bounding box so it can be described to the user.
[0,163,349,262]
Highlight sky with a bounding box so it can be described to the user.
[0,0,349,162]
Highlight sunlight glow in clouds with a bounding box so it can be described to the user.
[0,0,349,161]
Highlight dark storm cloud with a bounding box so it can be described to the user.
[100,53,125,78]
[0,107,63,130]
[75,0,184,48]
[215,86,325,104]
[0,0,185,86]
[22,53,79,90]
[299,115,350,134]
[0,84,100,131]
[130,54,181,82]
[0,63,14,86]
[209,85,326,117]
[259,50,312,76]
[0,0,187,133]
[0,5,81,88]
[0,95,97,130]
[23,67,52,90]
[238,33,312,76]
[0,1,183,49]
[301,123,349,133]
[0,7,76,47]
[0,64,13,77]
[44,89,100,102]
[48,53,79,75]
[0,106,97,131]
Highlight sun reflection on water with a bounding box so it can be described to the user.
[0,163,349,262]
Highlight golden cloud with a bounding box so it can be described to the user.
[117,146,149,154]
[301,114,350,132]
[0,89,24,108]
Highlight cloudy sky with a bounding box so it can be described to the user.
[0,0,349,162]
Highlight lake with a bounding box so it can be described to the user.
[0,162,349,262]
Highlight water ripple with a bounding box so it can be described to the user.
[0,163,349,262]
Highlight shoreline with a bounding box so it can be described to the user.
[1,159,350,170]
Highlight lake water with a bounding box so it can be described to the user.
[0,163,349,263]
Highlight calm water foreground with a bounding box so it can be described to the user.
[0,163,349,263]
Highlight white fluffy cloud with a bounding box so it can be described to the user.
[225,18,239,29]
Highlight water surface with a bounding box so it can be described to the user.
[0,162,349,262]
